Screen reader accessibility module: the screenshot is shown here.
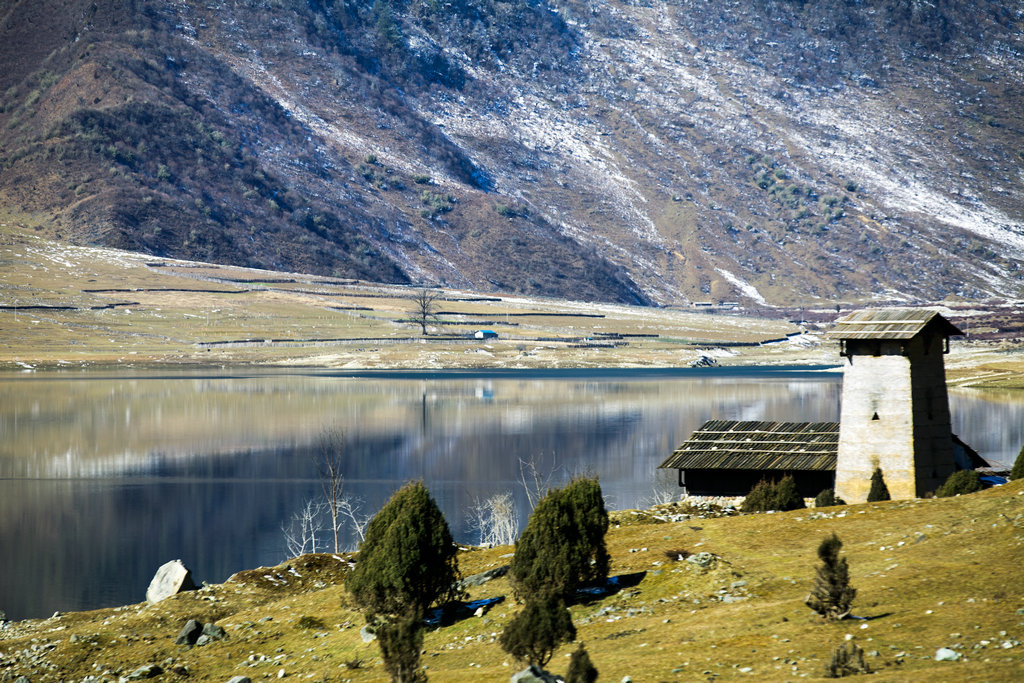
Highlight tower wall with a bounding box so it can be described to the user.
[835,331,957,502]
[835,351,916,503]
[909,333,957,494]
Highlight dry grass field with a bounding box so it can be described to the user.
[5,220,1024,386]
[2,480,1023,682]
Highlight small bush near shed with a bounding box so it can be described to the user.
[936,469,983,497]
[741,475,806,512]
[814,488,845,507]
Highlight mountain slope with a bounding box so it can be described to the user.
[1,0,1022,306]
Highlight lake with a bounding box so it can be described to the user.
[1,367,1020,621]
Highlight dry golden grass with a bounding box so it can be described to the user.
[5,221,1024,385]
[0,223,827,371]
[2,481,1023,681]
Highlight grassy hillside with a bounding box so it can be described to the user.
[2,479,1023,681]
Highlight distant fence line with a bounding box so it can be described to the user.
[194,335,627,349]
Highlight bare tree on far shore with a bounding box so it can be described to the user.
[411,287,443,335]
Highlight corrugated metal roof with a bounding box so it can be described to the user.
[826,307,963,341]
[658,420,839,471]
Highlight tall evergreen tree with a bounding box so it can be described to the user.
[805,533,856,620]
[866,467,891,502]
[347,481,461,682]
[509,476,609,601]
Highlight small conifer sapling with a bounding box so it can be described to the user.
[824,639,870,678]
[806,533,856,620]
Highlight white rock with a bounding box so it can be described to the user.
[146,560,197,604]
[935,647,961,661]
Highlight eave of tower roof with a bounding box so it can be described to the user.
[826,307,963,341]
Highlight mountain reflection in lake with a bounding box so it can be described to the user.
[0,368,1019,620]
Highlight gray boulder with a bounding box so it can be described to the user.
[124,664,162,680]
[146,560,197,604]
[226,678,252,683]
[176,619,203,646]
[459,565,510,589]
[686,551,717,568]
[511,666,561,683]
[198,622,227,645]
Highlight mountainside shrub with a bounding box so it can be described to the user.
[509,476,609,601]
[805,533,856,620]
[866,467,891,502]
[1011,444,1024,480]
[936,469,982,497]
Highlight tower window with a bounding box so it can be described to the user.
[871,412,880,421]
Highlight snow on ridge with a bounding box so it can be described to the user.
[791,107,1024,257]
[715,268,767,306]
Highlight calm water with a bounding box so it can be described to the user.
[1,367,1020,621]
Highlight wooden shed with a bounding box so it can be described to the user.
[658,420,840,497]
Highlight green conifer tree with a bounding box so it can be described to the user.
[740,478,775,512]
[509,476,609,601]
[347,481,461,682]
[772,474,807,511]
[376,614,426,683]
[805,533,856,620]
[814,489,845,507]
[741,475,805,512]
[936,469,983,497]
[866,467,891,502]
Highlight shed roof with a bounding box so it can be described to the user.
[658,420,839,472]
[826,307,963,341]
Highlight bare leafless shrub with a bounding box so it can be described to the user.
[282,499,328,558]
[468,491,519,547]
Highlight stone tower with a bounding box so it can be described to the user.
[829,308,963,502]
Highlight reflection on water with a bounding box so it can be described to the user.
[0,368,1018,620]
